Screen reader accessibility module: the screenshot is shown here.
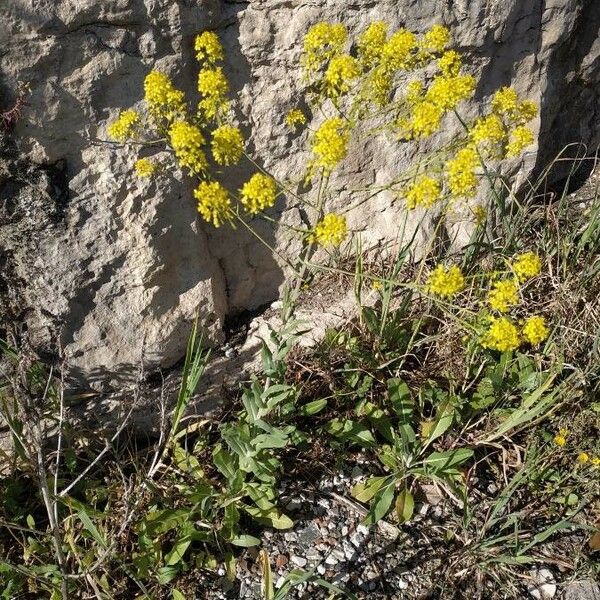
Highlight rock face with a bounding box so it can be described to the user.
[1,0,599,389]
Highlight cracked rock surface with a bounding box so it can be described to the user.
[0,0,599,389]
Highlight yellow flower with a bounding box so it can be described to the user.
[380,28,417,71]
[515,100,538,124]
[195,31,224,63]
[404,176,442,209]
[410,101,443,137]
[211,125,244,166]
[107,109,139,142]
[313,213,348,247]
[522,316,549,346]
[285,108,307,130]
[144,71,186,122]
[302,22,348,73]
[239,173,277,215]
[311,118,350,172]
[446,147,479,197]
[554,428,568,447]
[481,317,520,352]
[323,54,361,98]
[425,74,476,111]
[438,50,462,77]
[371,280,384,291]
[577,452,590,464]
[426,264,465,298]
[422,24,451,53]
[365,66,393,106]
[357,22,388,68]
[470,114,506,146]
[506,125,534,157]
[512,251,541,282]
[134,158,156,178]
[487,279,519,313]
[194,181,232,227]
[591,457,600,467]
[406,80,424,105]
[472,204,488,225]
[197,67,230,121]
[491,87,519,116]
[169,121,207,175]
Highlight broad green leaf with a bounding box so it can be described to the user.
[230,534,261,547]
[325,418,376,447]
[364,481,395,525]
[156,565,180,585]
[387,378,413,420]
[172,590,186,600]
[395,488,414,524]
[423,449,473,474]
[165,532,192,566]
[351,476,388,503]
[243,505,293,530]
[299,398,328,415]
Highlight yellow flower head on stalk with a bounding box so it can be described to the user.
[487,279,519,313]
[472,204,488,225]
[134,158,156,178]
[357,21,388,68]
[169,121,207,175]
[506,125,535,157]
[302,22,348,73]
[195,31,224,64]
[446,147,479,197]
[365,66,394,106]
[285,108,307,130]
[481,316,520,352]
[491,87,519,116]
[592,457,600,467]
[211,125,244,166]
[406,80,424,105]
[107,109,139,142]
[404,176,442,209]
[438,50,462,77]
[577,452,590,464]
[410,101,444,137]
[422,24,451,53]
[425,74,476,111]
[380,28,417,71]
[144,71,186,122]
[311,117,350,172]
[553,428,568,447]
[240,173,277,215]
[312,213,348,247]
[470,114,507,147]
[522,315,549,346]
[515,100,538,124]
[323,54,361,98]
[194,180,232,227]
[197,67,230,121]
[426,264,465,298]
[512,251,541,282]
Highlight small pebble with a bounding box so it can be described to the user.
[291,555,308,568]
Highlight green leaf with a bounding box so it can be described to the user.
[423,449,473,474]
[172,590,186,600]
[165,531,192,566]
[230,534,261,547]
[325,418,376,447]
[387,378,413,420]
[243,505,293,530]
[395,488,414,524]
[351,476,388,503]
[156,565,180,585]
[364,481,395,525]
[299,398,328,415]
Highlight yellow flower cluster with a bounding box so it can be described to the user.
[470,114,506,147]
[512,251,541,282]
[324,54,361,98]
[302,22,348,73]
[553,429,600,467]
[421,24,450,53]
[107,109,139,142]
[446,147,479,197]
[438,50,462,77]
[195,31,224,64]
[169,121,207,175]
[506,125,534,157]
[144,71,185,122]
[410,102,443,137]
[211,125,244,166]
[426,264,465,298]
[554,428,568,447]
[198,67,230,121]
[404,176,442,209]
[134,158,156,178]
[380,28,417,71]
[365,67,394,106]
[240,173,277,215]
[522,315,549,345]
[491,88,538,123]
[425,74,476,111]
[194,180,232,227]
[312,213,348,247]
[357,21,388,68]
[285,108,307,130]
[487,279,519,313]
[311,118,349,172]
[481,316,520,352]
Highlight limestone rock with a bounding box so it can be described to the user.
[0,0,598,388]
